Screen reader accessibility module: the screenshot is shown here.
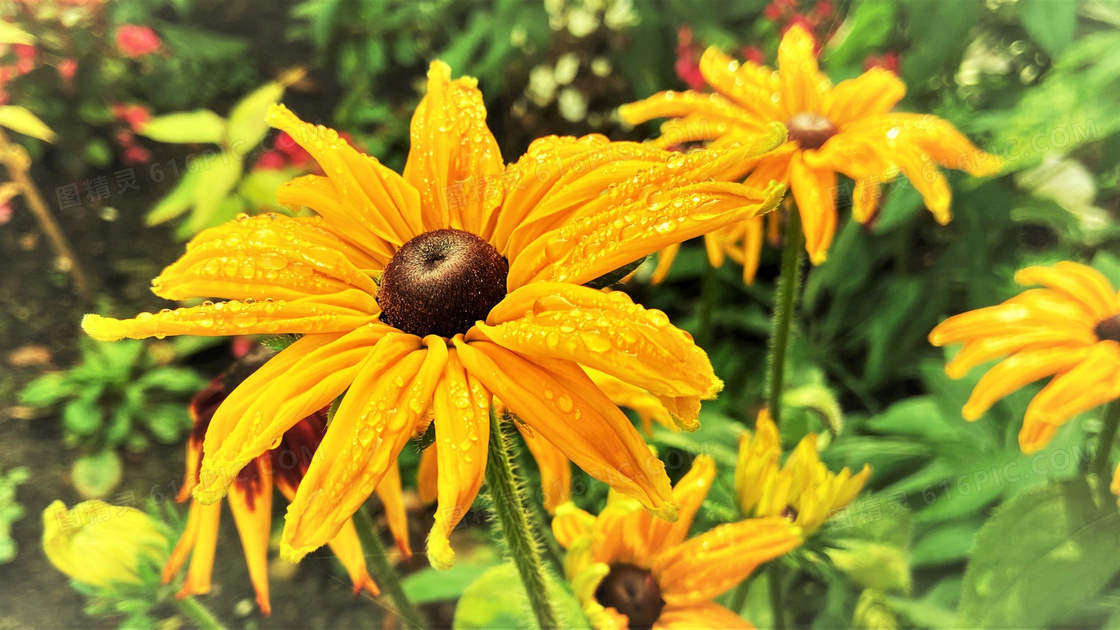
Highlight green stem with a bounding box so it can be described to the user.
[699,256,718,349]
[174,596,227,630]
[768,563,786,630]
[767,208,805,428]
[1091,400,1120,476]
[486,410,560,629]
[727,577,751,615]
[353,507,426,629]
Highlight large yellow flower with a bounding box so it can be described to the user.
[553,455,802,629]
[83,61,785,569]
[929,261,1120,453]
[620,25,1001,280]
[735,410,870,536]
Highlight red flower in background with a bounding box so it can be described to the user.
[674,27,705,90]
[112,103,152,131]
[115,25,162,58]
[57,58,78,83]
[865,51,901,74]
[12,44,37,75]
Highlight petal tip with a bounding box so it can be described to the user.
[426,528,456,571]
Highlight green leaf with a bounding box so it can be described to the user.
[138,110,226,145]
[0,106,56,143]
[958,478,1120,628]
[911,520,981,568]
[0,21,36,45]
[1092,250,1120,287]
[584,256,646,289]
[63,391,104,438]
[145,404,190,444]
[136,367,207,393]
[238,167,293,211]
[71,451,123,499]
[402,562,498,604]
[226,80,286,151]
[1020,0,1076,57]
[824,0,898,69]
[18,373,75,407]
[181,159,244,235]
[453,563,588,630]
[145,168,203,226]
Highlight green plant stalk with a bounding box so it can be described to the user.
[353,507,426,629]
[766,208,806,428]
[174,596,228,630]
[485,409,560,629]
[727,574,752,615]
[769,563,787,630]
[1091,400,1120,476]
[699,256,718,349]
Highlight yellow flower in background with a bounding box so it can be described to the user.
[929,261,1120,453]
[43,500,168,589]
[553,456,802,629]
[83,60,786,570]
[620,24,1001,282]
[735,411,870,536]
[162,351,408,616]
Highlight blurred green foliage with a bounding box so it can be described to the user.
[0,460,30,565]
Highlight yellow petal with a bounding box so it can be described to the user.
[454,338,677,520]
[1015,262,1120,323]
[82,291,379,342]
[789,153,837,265]
[195,326,392,505]
[777,25,829,116]
[325,519,381,597]
[174,502,220,598]
[640,455,715,563]
[276,175,399,262]
[162,499,202,587]
[851,176,881,224]
[653,517,801,604]
[734,411,781,515]
[375,460,412,559]
[618,90,759,131]
[651,244,680,285]
[826,68,906,126]
[403,60,503,236]
[552,501,596,550]
[417,447,439,504]
[519,422,572,513]
[281,335,446,561]
[1021,341,1120,452]
[698,46,782,120]
[427,350,491,570]
[585,367,674,434]
[945,330,1094,379]
[929,299,1090,347]
[269,104,421,244]
[481,283,719,428]
[962,346,1093,421]
[656,602,754,629]
[227,459,274,616]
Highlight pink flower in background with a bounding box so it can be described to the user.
[0,202,12,225]
[115,25,161,58]
[254,150,286,170]
[57,58,78,83]
[122,144,151,165]
[674,27,705,91]
[12,44,37,75]
[112,103,151,131]
[864,51,901,74]
[740,45,766,65]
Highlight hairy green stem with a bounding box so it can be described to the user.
[174,596,227,630]
[353,507,426,629]
[769,563,787,630]
[767,208,805,428]
[486,410,560,629]
[1091,400,1120,476]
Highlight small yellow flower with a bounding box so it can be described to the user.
[929,261,1120,453]
[43,500,168,588]
[553,455,802,629]
[621,25,1001,280]
[735,411,870,536]
[82,60,785,570]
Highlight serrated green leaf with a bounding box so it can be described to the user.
[138,110,226,144]
[0,106,56,143]
[958,478,1120,628]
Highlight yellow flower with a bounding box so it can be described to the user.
[735,410,870,536]
[43,500,168,589]
[162,354,407,616]
[82,60,785,570]
[929,261,1120,453]
[553,455,802,629]
[620,25,1001,280]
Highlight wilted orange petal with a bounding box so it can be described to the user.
[227,459,273,616]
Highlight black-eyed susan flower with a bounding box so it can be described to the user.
[82,60,786,570]
[929,261,1120,453]
[620,24,1001,280]
[43,500,168,588]
[735,410,870,535]
[552,455,802,629]
[162,350,410,615]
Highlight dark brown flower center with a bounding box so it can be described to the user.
[594,563,665,630]
[786,112,837,150]
[377,228,508,338]
[781,505,799,522]
[1096,314,1120,343]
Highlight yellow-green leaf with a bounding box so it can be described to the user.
[182,159,243,235]
[138,110,226,145]
[145,167,203,226]
[0,106,56,142]
[225,81,285,152]
[0,21,36,46]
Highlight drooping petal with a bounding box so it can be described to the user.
[195,325,393,505]
[618,91,761,132]
[1014,262,1120,323]
[585,367,674,434]
[161,499,204,587]
[482,283,719,428]
[698,46,783,120]
[454,338,677,521]
[776,25,829,116]
[851,176,882,224]
[651,244,680,285]
[788,152,837,265]
[152,214,383,301]
[655,601,754,630]
[640,455,716,564]
[427,350,491,570]
[417,447,439,504]
[945,330,1095,379]
[653,517,801,604]
[1021,341,1120,452]
[519,422,572,513]
[281,335,446,561]
[850,112,1003,177]
[172,501,222,599]
[403,60,503,235]
[929,301,1091,347]
[82,291,379,342]
[962,346,1093,421]
[226,458,274,616]
[826,68,906,126]
[374,461,413,559]
[269,104,422,244]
